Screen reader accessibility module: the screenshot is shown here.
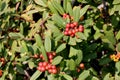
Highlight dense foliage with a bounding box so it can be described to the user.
[1,0,120,80]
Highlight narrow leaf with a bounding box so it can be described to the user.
[52,56,63,65]
[56,43,66,53]
[78,70,90,80]
[30,70,42,80]
[44,36,51,52]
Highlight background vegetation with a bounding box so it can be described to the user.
[0,0,120,80]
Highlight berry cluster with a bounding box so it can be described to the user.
[110,53,120,62]
[77,63,85,72]
[35,52,58,74]
[37,62,57,74]
[64,22,84,37]
[40,52,56,63]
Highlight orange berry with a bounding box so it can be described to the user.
[79,63,84,69]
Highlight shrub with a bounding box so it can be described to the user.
[0,0,120,80]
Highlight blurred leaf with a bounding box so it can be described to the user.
[73,6,80,22]
[99,57,111,65]
[62,73,73,80]
[28,62,35,69]
[76,32,87,40]
[51,0,64,15]
[68,37,76,45]
[67,59,76,70]
[34,0,47,7]
[67,2,73,16]
[52,56,63,65]
[35,34,48,61]
[9,32,24,39]
[75,49,83,65]
[47,1,59,14]
[80,5,89,19]
[21,40,28,52]
[116,30,120,40]
[117,43,120,52]
[16,64,25,75]
[52,14,66,28]
[115,61,120,74]
[44,36,51,52]
[103,73,113,80]
[35,34,43,47]
[56,43,66,53]
[30,70,42,80]
[78,70,90,80]
[113,0,120,4]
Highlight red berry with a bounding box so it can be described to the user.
[52,69,57,74]
[79,63,84,69]
[75,29,79,32]
[66,23,70,28]
[73,22,78,27]
[65,28,69,32]
[49,59,53,63]
[47,64,52,69]
[48,54,53,59]
[70,33,75,37]
[70,23,74,28]
[64,31,68,35]
[41,66,45,72]
[40,54,43,58]
[52,52,56,56]
[37,67,41,71]
[68,30,72,35]
[38,62,43,67]
[33,54,38,58]
[78,25,84,32]
[51,65,56,69]
[48,69,52,73]
[72,29,76,34]
[43,62,48,67]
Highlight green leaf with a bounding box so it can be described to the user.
[35,34,43,47]
[28,62,35,69]
[62,73,73,80]
[68,37,76,45]
[51,0,64,15]
[30,70,42,80]
[80,5,89,18]
[47,1,58,14]
[73,6,80,22]
[56,43,66,53]
[21,40,28,52]
[34,0,47,7]
[9,32,24,39]
[103,73,113,80]
[78,70,90,80]
[113,0,120,4]
[16,64,25,75]
[99,57,111,65]
[75,50,83,65]
[117,43,120,52]
[52,14,66,28]
[67,59,76,70]
[52,56,63,65]
[40,46,48,61]
[116,30,120,40]
[44,36,51,52]
[67,2,73,16]
[115,61,120,74]
[76,32,87,40]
